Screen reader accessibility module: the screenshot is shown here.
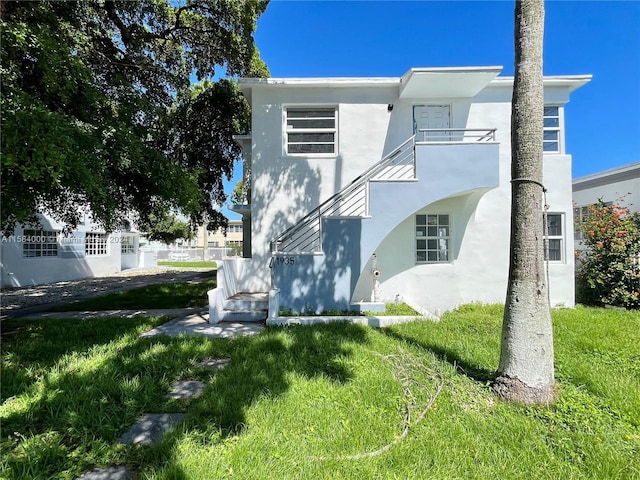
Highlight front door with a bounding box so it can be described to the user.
[413,105,451,141]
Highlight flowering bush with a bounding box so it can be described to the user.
[576,200,640,309]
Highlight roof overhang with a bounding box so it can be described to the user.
[399,66,503,99]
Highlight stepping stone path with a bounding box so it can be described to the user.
[166,380,207,400]
[76,466,130,480]
[117,413,187,446]
[76,358,232,479]
[196,357,231,370]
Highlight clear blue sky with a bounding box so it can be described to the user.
[224,0,639,218]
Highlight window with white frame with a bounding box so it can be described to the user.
[85,232,108,256]
[544,213,564,261]
[543,106,560,153]
[573,205,590,241]
[416,214,450,263]
[23,229,58,258]
[121,236,135,254]
[285,107,337,155]
[573,202,612,241]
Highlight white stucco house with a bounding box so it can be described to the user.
[212,66,590,321]
[0,212,149,288]
[573,162,640,249]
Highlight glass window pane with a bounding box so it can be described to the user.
[544,106,559,117]
[416,215,426,225]
[547,239,561,261]
[287,109,335,118]
[543,142,559,152]
[543,131,559,141]
[416,239,426,249]
[427,215,438,225]
[427,239,438,250]
[427,251,437,262]
[427,226,437,236]
[416,226,426,237]
[544,117,559,127]
[288,132,334,143]
[287,118,335,129]
[288,143,334,154]
[417,251,426,262]
[546,214,562,235]
[439,214,449,226]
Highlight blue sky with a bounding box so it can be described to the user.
[224,0,639,218]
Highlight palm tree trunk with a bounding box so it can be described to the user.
[493,0,555,404]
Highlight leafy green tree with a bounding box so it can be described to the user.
[230,179,245,205]
[145,213,194,246]
[576,200,640,309]
[1,0,268,235]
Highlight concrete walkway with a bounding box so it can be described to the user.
[1,268,214,320]
[13,308,264,338]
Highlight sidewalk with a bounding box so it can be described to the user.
[1,267,214,320]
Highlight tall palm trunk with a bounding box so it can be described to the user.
[493,0,555,404]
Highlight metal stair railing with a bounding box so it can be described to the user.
[271,135,416,254]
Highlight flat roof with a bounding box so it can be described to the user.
[573,162,640,192]
[238,67,591,102]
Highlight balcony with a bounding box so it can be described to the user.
[414,128,500,199]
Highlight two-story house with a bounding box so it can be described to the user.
[213,66,590,322]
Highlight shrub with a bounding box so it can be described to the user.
[576,200,640,309]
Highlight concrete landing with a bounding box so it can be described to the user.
[117,413,186,445]
[141,312,263,338]
[166,381,207,400]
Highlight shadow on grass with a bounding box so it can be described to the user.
[0,319,369,479]
[379,327,496,383]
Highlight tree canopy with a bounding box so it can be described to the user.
[1,0,269,235]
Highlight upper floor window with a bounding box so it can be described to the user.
[416,214,450,263]
[544,213,564,262]
[543,106,560,153]
[86,232,108,256]
[285,107,337,155]
[23,229,58,258]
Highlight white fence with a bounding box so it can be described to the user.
[154,247,242,262]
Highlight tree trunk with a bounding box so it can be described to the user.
[493,0,555,404]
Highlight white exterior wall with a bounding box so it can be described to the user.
[239,72,586,312]
[1,214,139,288]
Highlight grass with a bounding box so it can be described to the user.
[157,261,217,269]
[48,272,216,311]
[1,305,638,479]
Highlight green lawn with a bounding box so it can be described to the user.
[157,261,217,269]
[1,305,638,479]
[48,272,216,311]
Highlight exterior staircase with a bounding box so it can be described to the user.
[218,292,268,323]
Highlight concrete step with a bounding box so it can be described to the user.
[220,309,267,323]
[219,292,268,322]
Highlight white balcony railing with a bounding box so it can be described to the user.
[416,128,496,143]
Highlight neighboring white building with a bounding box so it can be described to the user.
[572,162,640,249]
[223,67,591,318]
[1,212,144,288]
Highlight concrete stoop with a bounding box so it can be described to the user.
[220,292,268,323]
